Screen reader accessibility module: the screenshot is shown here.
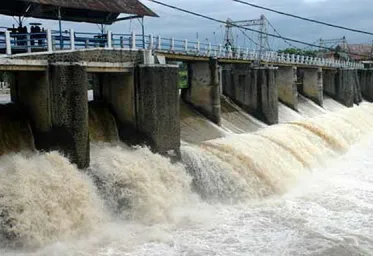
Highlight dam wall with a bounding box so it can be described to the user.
[298,67,323,106]
[276,66,298,110]
[324,68,362,107]
[181,58,221,125]
[0,49,369,167]
[222,64,278,125]
[3,50,181,167]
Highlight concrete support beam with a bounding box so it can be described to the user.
[300,67,323,106]
[222,64,258,113]
[276,66,298,110]
[358,69,373,101]
[49,64,89,168]
[222,65,278,125]
[14,71,51,137]
[182,58,221,125]
[100,72,138,145]
[324,68,362,107]
[323,69,337,97]
[137,64,180,156]
[258,67,278,125]
[335,69,362,107]
[13,64,90,168]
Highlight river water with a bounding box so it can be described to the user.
[1,96,373,255]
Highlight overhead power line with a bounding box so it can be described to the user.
[148,0,371,58]
[232,0,373,37]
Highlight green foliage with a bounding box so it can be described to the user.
[278,48,318,57]
[179,70,188,89]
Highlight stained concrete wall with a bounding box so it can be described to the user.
[276,66,298,110]
[335,69,360,107]
[323,69,337,97]
[359,69,373,101]
[300,68,323,106]
[222,64,258,113]
[137,64,180,156]
[13,71,51,135]
[182,59,221,125]
[259,67,278,125]
[98,72,139,145]
[49,64,89,168]
[222,65,278,124]
[12,64,89,168]
[223,64,258,111]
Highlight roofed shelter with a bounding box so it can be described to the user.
[0,0,158,25]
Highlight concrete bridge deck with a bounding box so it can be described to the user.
[0,29,364,69]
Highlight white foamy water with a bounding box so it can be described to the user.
[1,101,373,255]
[0,94,10,104]
[3,133,373,255]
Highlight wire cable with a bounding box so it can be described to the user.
[238,28,260,47]
[232,0,373,36]
[265,17,299,49]
[148,0,371,58]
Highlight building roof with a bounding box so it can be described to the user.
[347,44,372,60]
[0,0,157,24]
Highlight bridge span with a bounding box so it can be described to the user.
[1,31,372,168]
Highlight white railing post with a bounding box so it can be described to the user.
[208,43,212,56]
[197,40,200,54]
[219,44,222,57]
[47,29,53,53]
[5,31,11,55]
[245,48,249,59]
[149,34,153,49]
[70,29,75,51]
[131,32,136,50]
[171,38,174,51]
[107,31,112,49]
[184,39,188,53]
[157,35,161,50]
[26,33,31,53]
[237,46,241,59]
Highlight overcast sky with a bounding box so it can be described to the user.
[1,0,373,50]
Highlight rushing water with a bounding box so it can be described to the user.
[1,98,373,255]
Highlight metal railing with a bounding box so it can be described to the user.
[0,29,365,69]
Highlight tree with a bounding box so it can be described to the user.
[278,48,318,57]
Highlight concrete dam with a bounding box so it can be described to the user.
[1,49,373,255]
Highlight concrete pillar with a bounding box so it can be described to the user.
[222,64,258,113]
[300,67,323,106]
[137,64,180,156]
[13,64,89,168]
[276,66,298,110]
[258,67,278,125]
[49,64,89,168]
[100,72,138,145]
[221,65,278,125]
[335,69,356,107]
[14,71,51,137]
[182,58,221,125]
[359,69,373,101]
[323,69,337,97]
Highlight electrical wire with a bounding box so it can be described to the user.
[232,0,373,36]
[148,0,371,58]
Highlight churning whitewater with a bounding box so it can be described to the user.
[1,102,373,255]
